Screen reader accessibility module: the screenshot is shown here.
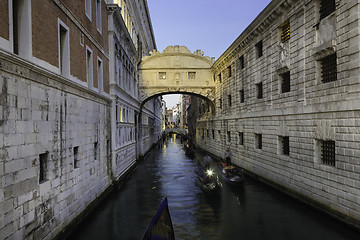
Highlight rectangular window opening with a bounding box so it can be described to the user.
[85,0,92,21]
[281,136,290,155]
[321,140,335,166]
[320,0,335,20]
[256,82,263,99]
[159,72,166,79]
[239,132,244,145]
[239,55,245,69]
[255,40,263,58]
[255,134,262,149]
[240,89,245,103]
[96,0,102,33]
[281,71,291,93]
[39,152,48,183]
[94,142,98,160]
[280,20,290,43]
[86,47,93,88]
[74,146,79,169]
[227,66,232,77]
[321,53,337,83]
[227,131,231,142]
[97,58,103,92]
[228,95,232,107]
[188,72,196,79]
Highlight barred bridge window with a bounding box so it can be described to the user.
[321,140,335,166]
[280,20,290,43]
[321,53,337,83]
[320,0,336,20]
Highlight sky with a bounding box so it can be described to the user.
[146,0,272,108]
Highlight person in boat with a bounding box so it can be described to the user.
[203,155,212,168]
[225,148,232,166]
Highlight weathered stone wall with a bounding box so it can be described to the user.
[194,0,360,227]
[0,54,111,239]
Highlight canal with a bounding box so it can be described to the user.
[68,135,359,240]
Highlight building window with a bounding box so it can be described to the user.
[256,82,263,99]
[281,71,291,93]
[218,73,222,83]
[94,142,98,160]
[228,95,232,107]
[59,20,70,77]
[279,136,290,155]
[321,53,337,83]
[219,98,222,109]
[280,20,290,43]
[239,55,245,69]
[320,0,335,20]
[255,134,262,149]
[212,130,215,139]
[240,89,245,103]
[202,129,204,139]
[86,47,93,88]
[159,72,166,79]
[207,129,209,138]
[227,66,232,77]
[39,152,48,183]
[188,72,196,79]
[74,146,79,169]
[85,0,92,21]
[321,140,335,166]
[12,0,31,58]
[227,131,231,142]
[97,57,103,92]
[255,40,263,58]
[239,132,244,145]
[96,0,102,33]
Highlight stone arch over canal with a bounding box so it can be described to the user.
[139,45,216,107]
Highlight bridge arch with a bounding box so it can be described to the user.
[139,45,216,106]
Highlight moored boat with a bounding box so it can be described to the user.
[219,162,245,186]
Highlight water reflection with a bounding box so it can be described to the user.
[68,135,359,240]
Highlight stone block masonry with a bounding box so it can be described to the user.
[0,55,111,239]
[192,0,360,229]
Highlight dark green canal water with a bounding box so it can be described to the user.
[67,135,359,240]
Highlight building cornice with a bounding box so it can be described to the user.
[213,0,300,71]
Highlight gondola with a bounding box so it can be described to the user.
[195,166,222,193]
[142,197,175,240]
[219,162,245,186]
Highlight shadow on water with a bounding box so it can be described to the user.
[67,135,359,240]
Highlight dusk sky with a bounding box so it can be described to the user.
[147,0,272,108]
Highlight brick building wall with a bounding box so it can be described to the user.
[193,0,360,228]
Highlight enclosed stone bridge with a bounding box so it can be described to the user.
[164,128,188,135]
[139,46,216,108]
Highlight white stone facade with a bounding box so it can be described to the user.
[0,54,111,239]
[193,0,360,227]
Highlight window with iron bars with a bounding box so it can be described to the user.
[321,140,335,166]
[321,53,337,83]
[280,20,290,43]
[320,0,335,20]
[280,136,289,155]
[256,82,263,99]
[281,71,291,93]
